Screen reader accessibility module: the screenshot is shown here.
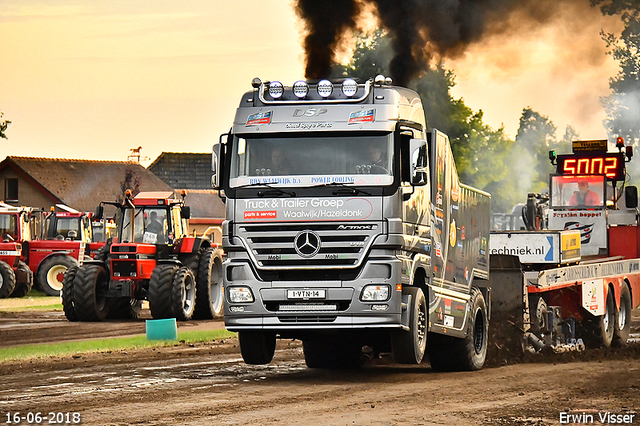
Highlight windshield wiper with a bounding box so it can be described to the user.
[234,182,296,197]
[312,182,371,196]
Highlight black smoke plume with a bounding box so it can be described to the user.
[295,0,609,86]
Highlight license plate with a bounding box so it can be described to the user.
[287,289,326,299]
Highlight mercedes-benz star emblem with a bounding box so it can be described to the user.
[294,230,321,257]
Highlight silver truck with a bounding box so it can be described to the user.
[212,76,492,370]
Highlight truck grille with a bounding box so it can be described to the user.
[238,223,378,269]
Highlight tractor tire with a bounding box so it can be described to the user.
[580,286,616,348]
[193,247,224,319]
[73,264,110,322]
[0,261,16,299]
[62,265,79,321]
[148,264,179,319]
[238,330,277,365]
[37,256,78,296]
[108,298,143,320]
[171,266,197,321]
[428,287,489,372]
[303,336,364,369]
[391,286,427,364]
[614,284,632,344]
[10,260,33,298]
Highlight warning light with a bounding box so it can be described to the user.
[616,136,625,149]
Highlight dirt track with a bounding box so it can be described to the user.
[0,307,639,426]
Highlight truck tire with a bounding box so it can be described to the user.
[581,286,615,348]
[9,260,33,298]
[391,286,427,364]
[38,256,78,296]
[238,330,276,365]
[73,264,110,321]
[614,284,632,344]
[428,287,488,371]
[62,265,79,321]
[148,264,179,319]
[0,261,16,299]
[108,298,143,320]
[303,337,363,369]
[193,247,224,319]
[171,267,197,321]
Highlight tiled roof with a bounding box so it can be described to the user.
[147,152,212,190]
[1,156,173,213]
[177,189,225,219]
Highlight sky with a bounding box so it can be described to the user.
[0,1,624,167]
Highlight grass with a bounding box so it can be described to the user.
[0,329,236,363]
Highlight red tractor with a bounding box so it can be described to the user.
[0,203,86,298]
[63,191,224,321]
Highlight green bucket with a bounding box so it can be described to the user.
[145,318,178,340]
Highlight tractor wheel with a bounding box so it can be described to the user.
[303,336,364,369]
[0,261,16,299]
[37,256,78,296]
[581,286,615,348]
[62,265,79,321]
[148,264,179,319]
[238,330,277,365]
[73,264,110,322]
[391,286,427,364]
[428,287,488,371]
[108,298,143,320]
[614,284,632,344]
[194,247,224,319]
[171,266,197,321]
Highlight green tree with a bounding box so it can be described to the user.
[0,112,10,139]
[601,14,640,146]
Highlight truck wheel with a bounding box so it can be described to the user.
[37,256,78,296]
[428,287,488,371]
[73,264,110,322]
[148,264,179,319]
[172,267,197,321]
[614,284,632,344]
[62,265,79,321]
[108,298,143,319]
[303,337,363,369]
[194,248,224,319]
[238,330,276,365]
[391,286,427,364]
[581,286,615,348]
[0,261,16,299]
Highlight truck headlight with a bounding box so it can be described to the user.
[360,285,390,302]
[228,286,254,303]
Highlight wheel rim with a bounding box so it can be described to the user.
[210,261,223,313]
[182,273,196,315]
[417,302,427,347]
[474,309,485,355]
[46,265,67,292]
[617,297,628,330]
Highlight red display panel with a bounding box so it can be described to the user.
[556,153,625,180]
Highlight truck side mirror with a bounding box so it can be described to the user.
[409,138,428,186]
[181,206,191,220]
[625,185,638,208]
[94,205,104,220]
[212,133,227,190]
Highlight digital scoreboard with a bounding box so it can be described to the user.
[556,152,625,180]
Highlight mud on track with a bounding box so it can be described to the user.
[0,308,638,425]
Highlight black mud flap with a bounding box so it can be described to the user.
[486,254,528,365]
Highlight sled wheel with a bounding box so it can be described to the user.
[581,286,615,348]
[614,284,632,344]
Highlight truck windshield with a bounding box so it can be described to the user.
[550,175,607,208]
[228,132,394,188]
[119,207,168,244]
